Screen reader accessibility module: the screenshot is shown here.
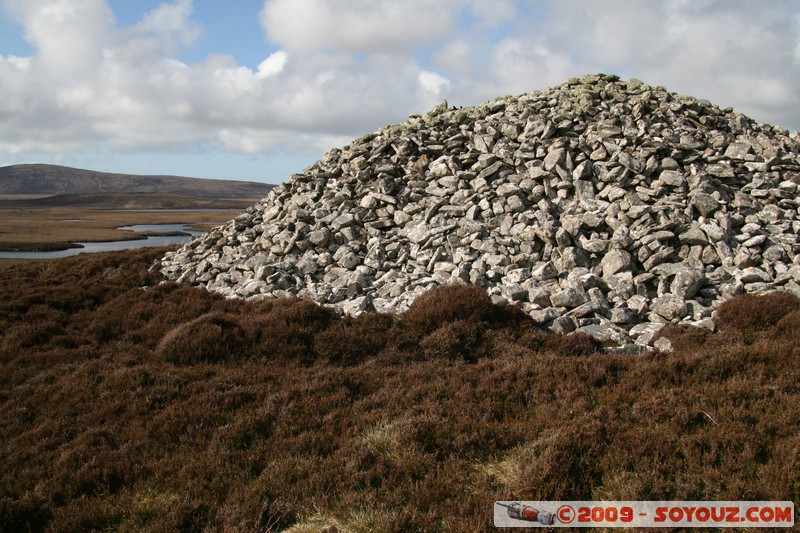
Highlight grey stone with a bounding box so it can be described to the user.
[707,163,735,179]
[331,213,356,230]
[550,287,588,308]
[296,256,319,275]
[566,300,604,319]
[477,161,504,181]
[606,343,647,355]
[528,287,554,308]
[679,226,708,246]
[576,323,628,344]
[406,223,430,244]
[629,322,664,345]
[601,249,634,278]
[507,195,525,213]
[550,316,576,334]
[660,170,685,187]
[741,235,766,248]
[738,267,772,284]
[611,306,640,324]
[503,283,527,302]
[485,254,511,267]
[529,307,560,325]
[393,210,413,225]
[725,142,751,160]
[692,193,720,217]
[543,146,566,171]
[606,271,635,300]
[671,269,705,299]
[337,251,361,270]
[582,239,608,253]
[339,295,373,315]
[618,152,643,173]
[360,194,379,209]
[309,228,331,247]
[653,336,673,352]
[652,295,688,321]
[531,261,558,281]
[574,180,595,202]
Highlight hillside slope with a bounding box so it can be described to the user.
[0,164,274,198]
[0,247,798,531]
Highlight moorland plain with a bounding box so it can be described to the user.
[0,200,251,253]
[0,163,272,255]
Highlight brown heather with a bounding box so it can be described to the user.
[0,247,798,532]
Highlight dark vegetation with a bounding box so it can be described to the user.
[0,164,274,198]
[0,248,798,531]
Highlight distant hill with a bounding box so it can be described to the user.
[0,192,260,210]
[0,164,274,198]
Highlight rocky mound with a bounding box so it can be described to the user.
[155,74,800,349]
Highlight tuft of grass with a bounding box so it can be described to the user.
[652,323,711,353]
[403,283,494,334]
[315,312,395,366]
[715,292,800,341]
[420,319,485,362]
[155,312,252,364]
[550,332,602,356]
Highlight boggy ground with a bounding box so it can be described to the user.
[0,247,798,532]
[0,194,258,253]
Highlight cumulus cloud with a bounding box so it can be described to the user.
[134,0,200,44]
[0,0,468,156]
[2,0,112,75]
[467,0,517,28]
[418,70,450,98]
[259,0,461,53]
[431,0,800,130]
[114,0,201,62]
[257,50,287,78]
[535,0,800,129]
[0,0,799,163]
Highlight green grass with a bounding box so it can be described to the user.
[0,247,798,532]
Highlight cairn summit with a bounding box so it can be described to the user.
[155,74,800,348]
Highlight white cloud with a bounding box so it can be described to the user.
[2,0,112,75]
[257,50,287,78]
[433,0,800,130]
[116,0,202,62]
[258,0,460,53]
[134,0,200,45]
[1,0,799,164]
[534,0,800,129]
[418,70,450,97]
[0,0,467,156]
[432,39,473,75]
[478,39,576,100]
[468,0,517,28]
[418,70,451,109]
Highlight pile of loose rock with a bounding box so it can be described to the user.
[155,74,800,349]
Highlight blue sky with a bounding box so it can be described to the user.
[1,0,799,184]
[109,0,274,68]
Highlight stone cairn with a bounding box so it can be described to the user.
[155,74,800,349]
